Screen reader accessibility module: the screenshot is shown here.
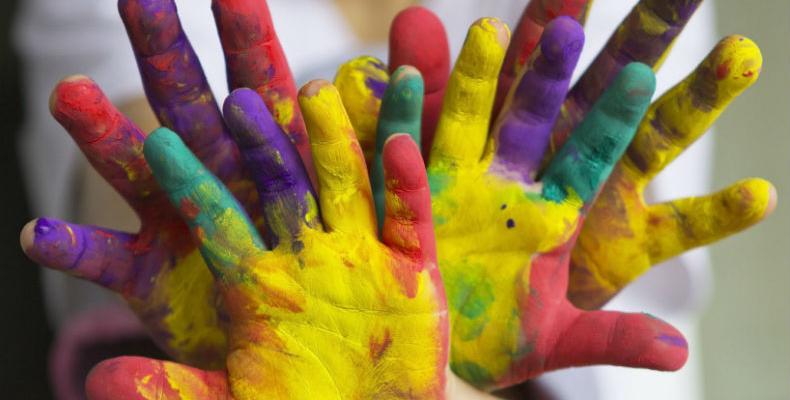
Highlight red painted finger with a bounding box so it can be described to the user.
[551,310,688,371]
[86,356,229,400]
[389,6,450,159]
[49,76,168,218]
[211,0,314,184]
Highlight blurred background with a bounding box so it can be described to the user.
[0,0,787,399]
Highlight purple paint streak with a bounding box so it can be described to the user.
[656,333,689,348]
[492,17,584,183]
[223,88,319,249]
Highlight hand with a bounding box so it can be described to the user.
[86,81,448,399]
[20,0,305,367]
[360,17,687,390]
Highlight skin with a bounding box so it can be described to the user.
[21,0,313,368]
[87,82,448,399]
[366,17,688,390]
[350,3,776,386]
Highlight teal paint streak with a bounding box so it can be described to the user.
[372,66,424,227]
[542,62,656,204]
[143,128,266,274]
[451,361,494,385]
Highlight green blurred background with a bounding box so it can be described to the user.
[704,0,790,399]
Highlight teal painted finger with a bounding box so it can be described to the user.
[144,127,265,278]
[542,62,655,205]
[373,66,424,227]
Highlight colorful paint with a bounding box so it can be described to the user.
[135,114,447,398]
[570,35,775,309]
[21,77,228,368]
[334,56,390,165]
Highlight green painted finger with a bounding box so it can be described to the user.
[372,66,424,227]
[144,127,265,279]
[542,63,656,205]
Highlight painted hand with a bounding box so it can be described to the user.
[86,82,448,399]
[345,1,775,318]
[20,0,305,367]
[362,17,687,390]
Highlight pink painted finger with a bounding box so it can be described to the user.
[50,75,168,218]
[389,6,450,159]
[551,310,689,372]
[494,0,592,119]
[211,0,314,185]
[20,218,138,293]
[119,0,238,171]
[86,356,229,400]
[381,134,436,265]
[551,0,703,149]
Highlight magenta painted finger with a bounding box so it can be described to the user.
[223,88,320,249]
[494,0,592,120]
[119,0,238,168]
[211,0,314,184]
[50,76,171,220]
[21,218,138,292]
[491,17,584,183]
[389,6,450,159]
[552,0,702,148]
[551,310,689,372]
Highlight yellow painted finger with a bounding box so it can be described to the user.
[622,35,762,186]
[646,178,776,264]
[429,18,510,172]
[334,56,390,165]
[299,80,377,235]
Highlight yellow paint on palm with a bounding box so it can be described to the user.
[226,229,445,399]
[133,250,227,370]
[431,18,509,170]
[430,161,580,381]
[570,36,765,307]
[334,56,389,164]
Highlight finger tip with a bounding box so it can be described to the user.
[616,63,657,105]
[472,18,511,49]
[383,134,426,190]
[710,35,762,93]
[391,65,423,83]
[299,79,334,98]
[86,356,159,400]
[766,182,778,217]
[20,219,38,256]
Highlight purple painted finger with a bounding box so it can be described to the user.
[119,0,239,174]
[491,17,584,184]
[223,89,320,249]
[21,218,138,293]
[551,0,703,150]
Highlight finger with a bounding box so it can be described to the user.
[494,0,592,118]
[50,75,164,215]
[542,62,656,205]
[20,218,137,293]
[334,56,390,165]
[86,356,229,400]
[144,128,265,279]
[223,88,321,249]
[299,80,376,235]
[647,178,776,264]
[624,35,762,183]
[373,66,424,227]
[211,0,315,184]
[430,18,510,171]
[382,135,438,279]
[552,0,703,149]
[491,17,584,184]
[551,310,688,371]
[389,6,450,158]
[119,0,236,168]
